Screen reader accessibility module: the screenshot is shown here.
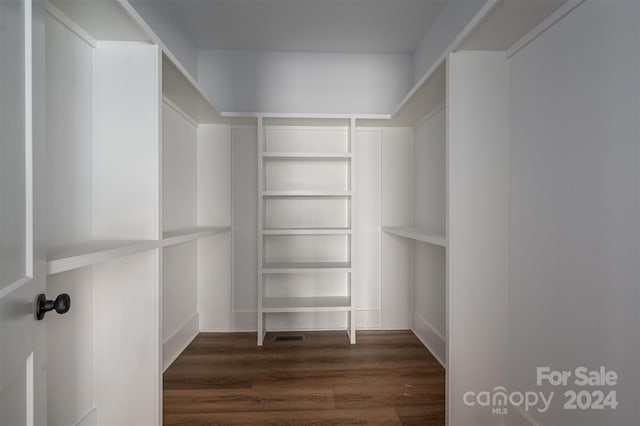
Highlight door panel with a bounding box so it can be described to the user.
[0,0,45,424]
[0,0,27,288]
[0,284,35,426]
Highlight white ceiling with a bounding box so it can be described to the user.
[163,0,447,54]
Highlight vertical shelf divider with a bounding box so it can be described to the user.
[257,115,265,345]
[349,118,357,344]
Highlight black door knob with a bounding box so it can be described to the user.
[35,293,71,320]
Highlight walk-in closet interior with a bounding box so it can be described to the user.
[11,0,638,425]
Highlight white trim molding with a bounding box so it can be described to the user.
[163,312,199,371]
[412,310,446,368]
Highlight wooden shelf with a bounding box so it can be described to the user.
[262,296,351,313]
[162,226,231,248]
[262,228,351,235]
[262,261,351,273]
[383,227,447,247]
[262,191,351,197]
[263,152,352,160]
[47,240,159,275]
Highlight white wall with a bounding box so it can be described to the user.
[413,107,446,236]
[508,1,640,425]
[161,103,198,366]
[46,12,93,247]
[354,130,382,329]
[93,42,160,241]
[93,250,160,426]
[198,49,413,114]
[47,268,94,426]
[163,241,197,343]
[198,124,232,332]
[45,15,95,426]
[411,106,446,364]
[129,0,199,79]
[380,127,414,329]
[231,125,258,331]
[162,104,197,232]
[412,0,486,84]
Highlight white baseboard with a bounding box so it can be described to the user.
[506,405,539,426]
[411,310,446,367]
[163,312,199,371]
[76,407,97,426]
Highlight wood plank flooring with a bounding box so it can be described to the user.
[164,330,445,425]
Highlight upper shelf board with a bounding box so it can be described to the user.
[48,0,150,42]
[456,0,568,52]
[162,55,226,124]
[365,62,446,128]
[162,226,231,247]
[46,227,230,274]
[47,240,158,275]
[383,226,447,247]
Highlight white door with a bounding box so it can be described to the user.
[0,0,46,424]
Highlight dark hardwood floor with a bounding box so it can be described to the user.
[163,330,445,425]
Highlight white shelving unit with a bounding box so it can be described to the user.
[38,0,578,424]
[354,1,562,423]
[160,69,233,370]
[43,0,233,424]
[44,3,163,423]
[257,118,356,345]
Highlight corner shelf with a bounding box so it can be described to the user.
[262,296,352,313]
[161,226,231,248]
[47,240,159,275]
[382,227,447,247]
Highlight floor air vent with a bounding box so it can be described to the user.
[274,335,305,342]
